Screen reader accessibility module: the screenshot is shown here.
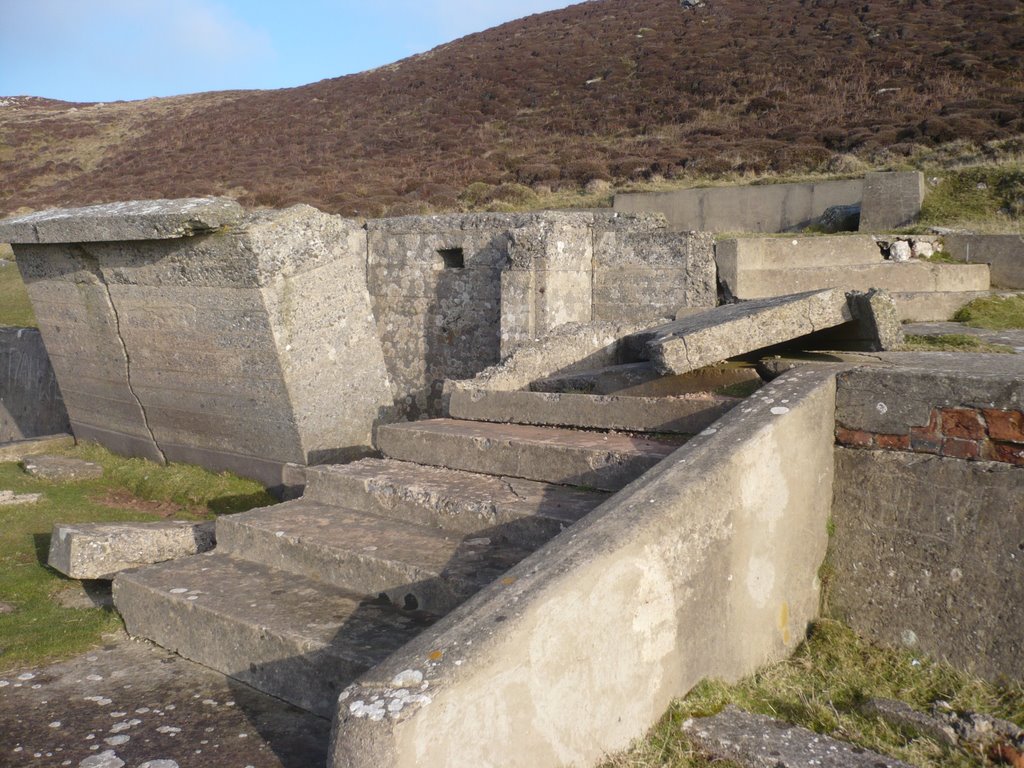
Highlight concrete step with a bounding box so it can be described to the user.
[528,360,763,397]
[892,289,1014,322]
[449,387,738,434]
[376,418,678,491]
[717,235,886,271]
[113,552,435,718]
[304,458,606,547]
[216,499,534,614]
[721,261,990,300]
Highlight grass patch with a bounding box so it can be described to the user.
[0,258,36,328]
[601,620,1024,768]
[0,442,273,672]
[953,294,1024,330]
[900,334,1014,354]
[918,164,1024,233]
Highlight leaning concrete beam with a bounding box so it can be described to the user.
[645,288,855,375]
[329,368,836,768]
[48,521,216,580]
[0,198,244,243]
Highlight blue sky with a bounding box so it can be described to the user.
[0,0,576,103]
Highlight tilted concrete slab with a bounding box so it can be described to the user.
[304,459,605,547]
[376,418,677,492]
[645,288,856,375]
[529,360,763,397]
[48,520,216,580]
[0,198,244,243]
[449,388,739,434]
[329,368,836,767]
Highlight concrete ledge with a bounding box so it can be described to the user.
[0,198,244,243]
[329,368,835,767]
[48,520,216,580]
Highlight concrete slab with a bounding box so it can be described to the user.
[48,521,216,580]
[376,418,678,492]
[891,290,993,322]
[645,288,855,375]
[0,198,244,243]
[113,553,434,718]
[304,458,606,546]
[216,500,534,614]
[23,454,103,481]
[903,321,1024,353]
[683,706,913,767]
[449,388,739,434]
[0,633,329,768]
[529,361,763,397]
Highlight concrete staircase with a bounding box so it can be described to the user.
[113,392,705,718]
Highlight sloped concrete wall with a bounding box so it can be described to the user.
[0,327,69,442]
[330,368,835,768]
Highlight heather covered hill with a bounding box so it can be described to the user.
[2,0,1023,217]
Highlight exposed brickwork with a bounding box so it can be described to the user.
[836,406,1024,467]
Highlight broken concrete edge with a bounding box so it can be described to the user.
[328,367,836,768]
[0,198,246,243]
[0,433,75,463]
[48,520,217,580]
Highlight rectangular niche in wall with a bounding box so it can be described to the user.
[436,247,465,270]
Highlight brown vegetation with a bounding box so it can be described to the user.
[1,0,1023,217]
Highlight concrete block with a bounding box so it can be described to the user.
[22,454,103,481]
[891,290,993,322]
[376,418,677,492]
[943,233,1024,290]
[829,449,1024,681]
[683,706,913,767]
[0,327,70,443]
[716,235,884,274]
[303,458,605,546]
[859,171,925,231]
[645,288,855,375]
[449,388,739,434]
[0,198,244,244]
[113,553,428,718]
[48,520,216,579]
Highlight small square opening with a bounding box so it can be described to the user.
[436,247,465,269]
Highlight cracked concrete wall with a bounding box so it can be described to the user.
[0,327,69,443]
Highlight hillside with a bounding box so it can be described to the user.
[2,0,1023,218]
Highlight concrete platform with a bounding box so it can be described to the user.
[528,360,762,397]
[113,553,435,718]
[376,418,678,491]
[449,388,739,434]
[304,458,606,547]
[216,500,535,614]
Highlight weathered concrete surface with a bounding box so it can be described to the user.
[23,454,103,481]
[0,433,74,462]
[376,418,678,492]
[943,233,1024,289]
[891,290,993,322]
[529,360,763,397]
[114,553,435,718]
[449,388,739,434]
[614,178,863,233]
[330,369,836,768]
[859,699,958,746]
[903,320,1024,353]
[0,327,69,443]
[645,288,856,375]
[683,706,913,767]
[0,198,245,243]
[304,458,605,546]
[0,488,42,505]
[716,234,884,274]
[48,520,216,580]
[0,633,330,768]
[859,171,925,232]
[828,448,1023,681]
[13,202,392,488]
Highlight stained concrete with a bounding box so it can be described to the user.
[0,327,69,443]
[828,448,1023,681]
[330,368,836,768]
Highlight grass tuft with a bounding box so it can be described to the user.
[953,294,1024,330]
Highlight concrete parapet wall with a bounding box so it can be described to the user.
[0,327,69,443]
[942,233,1024,289]
[330,369,835,767]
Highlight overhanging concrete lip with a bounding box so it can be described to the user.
[0,197,245,244]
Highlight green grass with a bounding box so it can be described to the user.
[918,164,1024,233]
[0,442,273,672]
[953,294,1024,330]
[900,334,1014,354]
[0,258,36,328]
[601,620,1024,768]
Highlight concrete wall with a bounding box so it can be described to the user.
[330,368,836,768]
[614,178,863,233]
[0,327,69,443]
[942,233,1024,289]
[828,361,1024,681]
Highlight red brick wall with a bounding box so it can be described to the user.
[836,407,1024,466]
